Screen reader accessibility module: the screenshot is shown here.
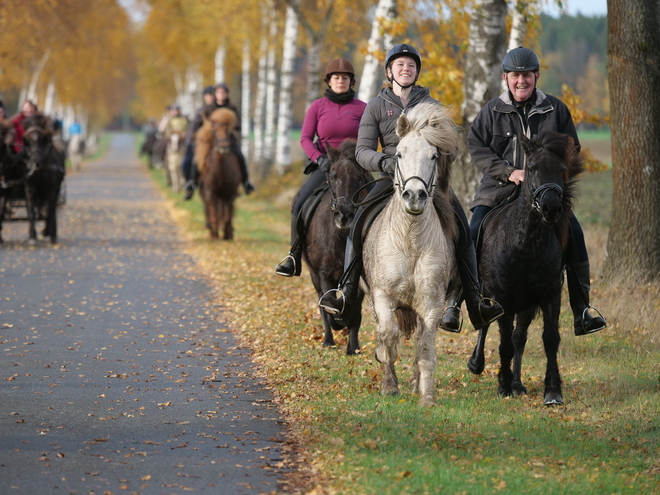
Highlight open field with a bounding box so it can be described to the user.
[148,139,659,494]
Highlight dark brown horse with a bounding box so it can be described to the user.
[21,113,65,244]
[468,131,582,405]
[300,139,372,355]
[196,108,241,240]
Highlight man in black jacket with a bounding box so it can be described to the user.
[468,46,606,336]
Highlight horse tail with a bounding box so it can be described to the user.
[395,309,417,340]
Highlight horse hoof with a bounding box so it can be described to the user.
[418,397,435,407]
[28,238,37,246]
[512,387,527,397]
[467,357,484,375]
[322,341,336,349]
[544,392,563,406]
[381,388,401,397]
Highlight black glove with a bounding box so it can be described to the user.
[316,155,331,173]
[379,155,396,175]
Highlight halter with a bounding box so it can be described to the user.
[393,151,437,197]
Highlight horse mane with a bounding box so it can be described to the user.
[22,113,52,136]
[397,102,459,156]
[523,130,584,251]
[195,108,237,169]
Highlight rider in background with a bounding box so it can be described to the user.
[11,100,37,153]
[184,83,255,199]
[468,46,606,336]
[318,44,504,332]
[275,58,367,277]
[182,85,216,199]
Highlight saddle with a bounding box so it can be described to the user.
[294,181,331,237]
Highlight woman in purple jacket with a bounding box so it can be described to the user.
[276,59,367,277]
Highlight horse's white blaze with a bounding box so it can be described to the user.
[362,102,458,406]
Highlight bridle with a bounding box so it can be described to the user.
[525,164,564,213]
[327,163,357,213]
[392,151,438,197]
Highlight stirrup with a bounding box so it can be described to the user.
[318,288,346,315]
[576,305,606,335]
[478,296,505,325]
[439,305,463,333]
[275,254,297,277]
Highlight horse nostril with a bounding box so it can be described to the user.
[402,190,412,202]
[418,190,428,203]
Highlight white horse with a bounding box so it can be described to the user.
[362,102,459,406]
[165,131,186,193]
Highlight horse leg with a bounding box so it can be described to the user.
[414,315,438,407]
[223,200,234,241]
[373,292,400,396]
[48,188,59,244]
[208,198,219,239]
[496,313,515,397]
[24,186,37,244]
[468,324,491,375]
[0,195,6,243]
[541,298,563,405]
[511,309,535,397]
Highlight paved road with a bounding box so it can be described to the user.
[0,134,289,494]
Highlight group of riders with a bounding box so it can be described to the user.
[141,83,255,199]
[274,44,606,338]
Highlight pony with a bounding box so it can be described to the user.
[0,119,19,242]
[361,102,459,406]
[300,139,372,355]
[165,129,186,192]
[67,133,85,171]
[20,113,66,244]
[467,131,583,406]
[195,108,241,240]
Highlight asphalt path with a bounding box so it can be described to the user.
[0,134,290,494]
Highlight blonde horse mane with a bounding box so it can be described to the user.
[397,102,458,156]
[195,108,237,171]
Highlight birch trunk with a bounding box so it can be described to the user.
[215,43,226,84]
[358,0,398,103]
[453,0,508,210]
[275,6,298,173]
[252,9,269,169]
[241,40,251,161]
[26,50,51,103]
[501,0,530,91]
[602,0,660,284]
[262,5,278,174]
[43,80,56,116]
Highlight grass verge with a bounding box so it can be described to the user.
[148,160,660,495]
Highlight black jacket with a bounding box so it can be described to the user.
[468,89,579,209]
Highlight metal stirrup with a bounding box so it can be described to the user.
[275,254,297,276]
[318,288,346,315]
[579,305,607,334]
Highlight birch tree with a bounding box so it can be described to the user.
[241,40,251,159]
[453,0,508,208]
[358,0,398,102]
[214,42,226,84]
[501,0,531,91]
[262,5,279,175]
[275,6,299,173]
[602,0,660,284]
[252,6,270,169]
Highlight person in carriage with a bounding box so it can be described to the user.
[275,58,367,277]
[183,83,255,200]
[11,100,37,154]
[467,46,606,336]
[318,43,504,332]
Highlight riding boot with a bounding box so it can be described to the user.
[567,261,606,335]
[439,288,463,333]
[276,217,304,277]
[183,180,195,200]
[232,143,255,195]
[318,238,361,326]
[457,244,504,330]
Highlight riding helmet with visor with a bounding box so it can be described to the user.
[323,58,355,85]
[503,47,540,73]
[385,44,422,88]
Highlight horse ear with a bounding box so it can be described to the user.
[397,113,410,138]
[326,143,339,161]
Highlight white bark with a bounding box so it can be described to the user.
[454,0,508,208]
[263,5,278,170]
[275,6,299,173]
[502,0,530,91]
[241,40,251,160]
[253,6,270,166]
[43,80,56,116]
[26,50,51,104]
[215,42,226,84]
[358,0,398,102]
[176,67,203,118]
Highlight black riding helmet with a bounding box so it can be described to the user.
[385,44,422,89]
[503,46,540,73]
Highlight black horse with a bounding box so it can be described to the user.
[301,139,372,355]
[20,113,66,244]
[0,119,18,242]
[468,131,583,405]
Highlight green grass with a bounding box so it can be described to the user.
[148,163,660,495]
[577,129,611,141]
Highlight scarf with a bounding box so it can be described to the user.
[324,88,355,104]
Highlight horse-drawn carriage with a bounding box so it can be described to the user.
[0,113,66,244]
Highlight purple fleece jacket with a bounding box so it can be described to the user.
[300,96,367,162]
